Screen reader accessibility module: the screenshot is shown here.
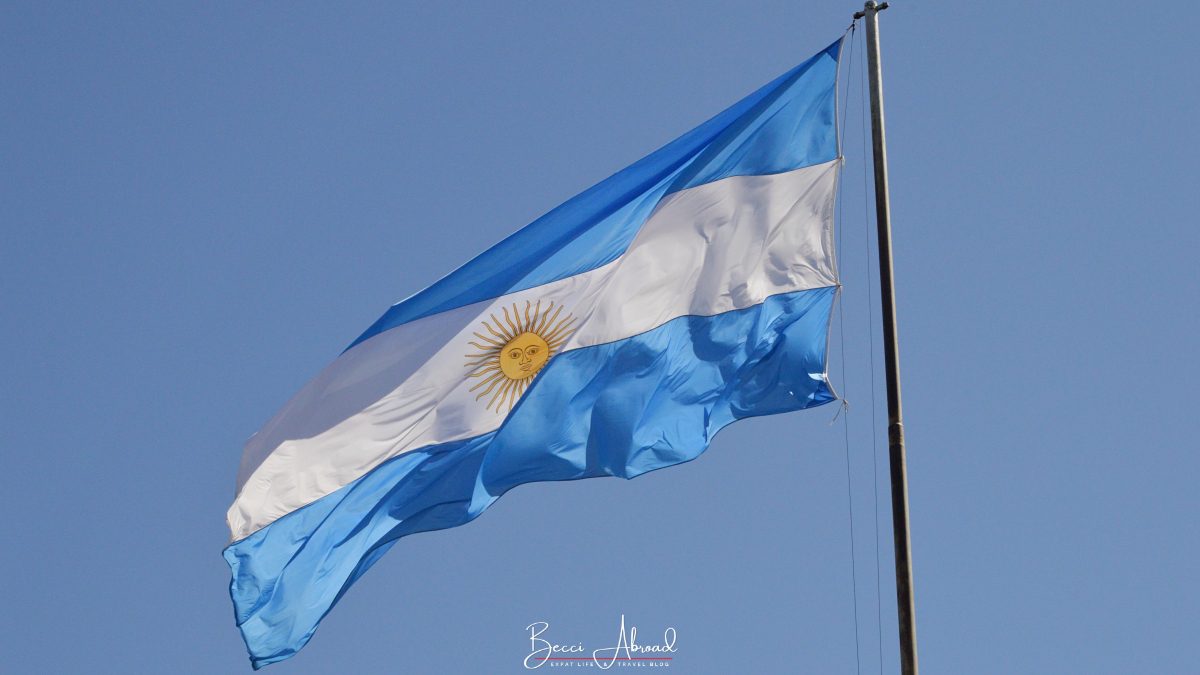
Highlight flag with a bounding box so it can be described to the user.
[226,38,843,668]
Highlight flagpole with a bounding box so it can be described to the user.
[853,2,919,674]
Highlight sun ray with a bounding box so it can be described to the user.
[472,332,504,346]
[530,300,542,332]
[545,313,576,334]
[477,384,502,404]
[507,385,523,411]
[469,372,504,392]
[468,370,499,383]
[542,318,577,344]
[538,304,563,336]
[502,305,520,337]
[473,374,505,398]
[492,383,509,411]
[532,302,552,335]
[473,364,503,377]
[490,380,514,410]
[485,315,510,342]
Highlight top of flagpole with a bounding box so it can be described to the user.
[853,1,889,20]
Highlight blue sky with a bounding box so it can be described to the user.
[2,2,1196,673]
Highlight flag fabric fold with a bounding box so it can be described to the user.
[226,38,844,669]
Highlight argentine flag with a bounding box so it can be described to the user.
[226,39,844,668]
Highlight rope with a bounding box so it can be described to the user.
[854,24,886,675]
[836,23,863,675]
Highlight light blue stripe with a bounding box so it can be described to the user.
[226,285,836,668]
[345,41,841,351]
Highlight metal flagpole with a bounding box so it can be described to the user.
[852,2,919,674]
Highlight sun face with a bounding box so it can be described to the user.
[500,332,549,380]
[465,300,576,412]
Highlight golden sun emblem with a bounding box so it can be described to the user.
[465,300,576,413]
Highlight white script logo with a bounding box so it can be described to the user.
[525,615,677,669]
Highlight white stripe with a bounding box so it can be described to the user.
[567,160,839,348]
[229,159,839,541]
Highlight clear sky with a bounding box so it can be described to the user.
[2,2,1197,674]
